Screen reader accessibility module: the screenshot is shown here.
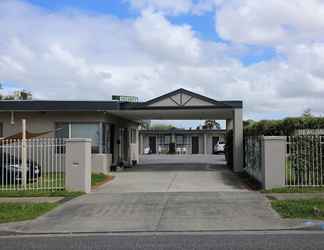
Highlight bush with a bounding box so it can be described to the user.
[244,117,324,136]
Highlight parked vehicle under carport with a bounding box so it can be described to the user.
[0,153,41,185]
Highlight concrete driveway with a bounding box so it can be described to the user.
[6,163,300,233]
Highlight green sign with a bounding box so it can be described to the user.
[112,95,138,102]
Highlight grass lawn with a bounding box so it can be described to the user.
[0,172,65,190]
[264,187,324,193]
[0,190,84,198]
[0,203,58,223]
[91,173,112,188]
[271,199,324,220]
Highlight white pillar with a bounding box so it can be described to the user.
[233,109,243,172]
[204,133,207,155]
[65,138,92,193]
[262,136,286,189]
[21,119,27,187]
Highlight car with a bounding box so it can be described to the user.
[214,141,225,154]
[0,153,41,185]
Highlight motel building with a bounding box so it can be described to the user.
[0,89,243,173]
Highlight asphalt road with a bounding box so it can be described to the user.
[1,231,324,250]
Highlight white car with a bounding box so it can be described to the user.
[214,141,225,153]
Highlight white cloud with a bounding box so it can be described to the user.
[215,0,324,46]
[1,0,324,121]
[126,0,193,15]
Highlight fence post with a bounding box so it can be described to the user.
[261,136,286,190]
[65,138,92,193]
[21,119,27,188]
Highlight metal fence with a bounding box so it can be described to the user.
[286,135,324,187]
[0,138,65,191]
[244,136,262,183]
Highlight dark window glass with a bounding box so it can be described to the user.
[176,135,184,145]
[102,123,113,153]
[55,123,69,139]
[71,123,100,153]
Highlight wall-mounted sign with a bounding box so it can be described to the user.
[112,95,139,102]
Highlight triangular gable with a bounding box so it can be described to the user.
[145,88,219,107]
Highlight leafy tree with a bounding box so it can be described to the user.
[149,124,176,130]
[204,120,221,129]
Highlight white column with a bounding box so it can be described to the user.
[204,133,207,155]
[65,138,92,193]
[21,119,27,187]
[262,136,286,189]
[233,109,243,172]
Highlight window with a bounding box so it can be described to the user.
[55,123,69,139]
[176,135,184,145]
[55,122,113,154]
[102,123,113,154]
[164,135,171,145]
[71,123,100,153]
[130,128,137,144]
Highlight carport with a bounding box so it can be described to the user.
[108,88,243,172]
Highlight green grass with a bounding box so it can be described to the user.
[0,203,58,223]
[91,173,110,187]
[271,199,324,220]
[0,190,84,197]
[263,187,324,193]
[0,172,65,190]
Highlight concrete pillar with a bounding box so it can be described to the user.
[65,138,92,193]
[233,109,243,172]
[204,132,207,155]
[262,136,286,189]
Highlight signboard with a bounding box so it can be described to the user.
[112,95,139,102]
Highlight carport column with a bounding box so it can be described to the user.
[261,136,286,189]
[203,133,207,155]
[233,109,243,172]
[65,138,92,193]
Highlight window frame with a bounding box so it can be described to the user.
[55,121,113,154]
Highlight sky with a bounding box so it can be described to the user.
[1,0,324,127]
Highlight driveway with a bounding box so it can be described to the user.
[9,163,299,233]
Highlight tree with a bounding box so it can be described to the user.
[243,119,255,128]
[302,108,313,118]
[0,88,32,100]
[149,124,176,130]
[204,120,221,129]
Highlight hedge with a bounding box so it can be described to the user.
[225,116,324,169]
[244,117,324,136]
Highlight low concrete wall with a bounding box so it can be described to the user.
[91,154,112,174]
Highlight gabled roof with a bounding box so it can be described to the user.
[142,88,242,109]
[0,88,242,112]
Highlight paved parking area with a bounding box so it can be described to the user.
[96,163,249,193]
[7,163,299,233]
